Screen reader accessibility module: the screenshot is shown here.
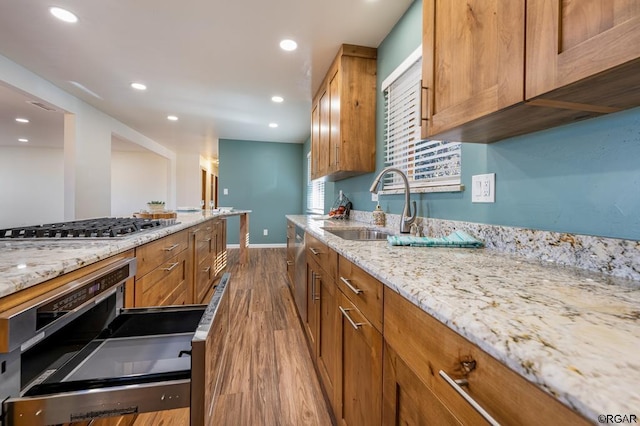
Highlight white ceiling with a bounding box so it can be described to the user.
[0,0,413,158]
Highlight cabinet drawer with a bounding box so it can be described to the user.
[306,233,337,278]
[135,230,189,278]
[383,288,589,425]
[195,254,213,304]
[134,250,188,307]
[337,256,383,332]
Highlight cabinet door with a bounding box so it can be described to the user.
[304,261,320,358]
[311,102,321,180]
[318,89,331,177]
[337,292,382,426]
[526,0,640,99]
[328,69,340,173]
[422,0,525,138]
[134,249,188,307]
[383,344,461,426]
[316,271,338,412]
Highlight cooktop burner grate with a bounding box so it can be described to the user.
[0,217,166,239]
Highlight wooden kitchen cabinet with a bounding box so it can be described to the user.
[134,229,190,307]
[286,220,295,289]
[310,44,377,181]
[421,0,525,141]
[303,234,339,414]
[422,0,640,143]
[526,0,640,100]
[192,218,226,304]
[383,287,590,425]
[336,290,383,426]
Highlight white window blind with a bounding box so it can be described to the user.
[382,48,461,193]
[307,152,325,214]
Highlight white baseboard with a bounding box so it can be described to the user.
[227,243,286,249]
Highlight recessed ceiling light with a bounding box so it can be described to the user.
[269,123,279,128]
[167,115,178,121]
[279,39,297,51]
[271,96,284,103]
[49,7,78,23]
[18,138,29,143]
[130,82,147,91]
[15,118,29,123]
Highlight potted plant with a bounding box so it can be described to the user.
[147,201,165,212]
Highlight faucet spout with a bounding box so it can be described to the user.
[369,167,416,233]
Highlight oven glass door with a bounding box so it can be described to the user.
[4,274,230,426]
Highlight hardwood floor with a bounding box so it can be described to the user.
[135,248,332,426]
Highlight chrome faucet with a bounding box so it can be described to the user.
[369,167,416,233]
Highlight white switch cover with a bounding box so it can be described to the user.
[263,229,268,236]
[371,193,379,202]
[223,188,228,195]
[472,173,495,203]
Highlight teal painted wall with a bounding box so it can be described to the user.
[322,0,640,240]
[219,139,303,244]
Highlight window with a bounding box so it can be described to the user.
[307,152,325,214]
[381,46,462,194]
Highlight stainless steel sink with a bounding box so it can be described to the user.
[322,228,390,241]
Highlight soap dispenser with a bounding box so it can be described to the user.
[372,204,386,226]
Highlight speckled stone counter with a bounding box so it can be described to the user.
[0,210,250,299]
[286,214,640,421]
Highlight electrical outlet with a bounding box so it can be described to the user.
[223,188,228,195]
[472,173,495,203]
[371,193,379,202]
[263,229,268,236]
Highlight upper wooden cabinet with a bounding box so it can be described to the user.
[526,0,640,99]
[421,0,525,140]
[422,0,640,143]
[311,44,377,181]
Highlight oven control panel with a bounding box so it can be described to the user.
[36,265,131,330]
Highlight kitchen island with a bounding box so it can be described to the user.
[0,210,250,299]
[286,214,640,423]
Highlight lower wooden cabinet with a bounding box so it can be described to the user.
[133,229,190,308]
[336,291,383,426]
[383,343,461,426]
[384,287,590,425]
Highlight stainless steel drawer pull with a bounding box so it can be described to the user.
[339,306,363,330]
[439,370,501,426]
[286,260,294,266]
[162,262,180,272]
[163,243,180,251]
[309,247,321,256]
[340,276,363,295]
[203,266,211,273]
[205,237,212,242]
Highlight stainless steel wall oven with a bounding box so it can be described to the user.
[0,258,230,425]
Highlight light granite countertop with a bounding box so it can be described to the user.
[0,210,250,299]
[286,215,640,422]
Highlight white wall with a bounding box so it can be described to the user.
[111,151,169,217]
[0,147,64,227]
[176,152,202,208]
[0,53,179,221]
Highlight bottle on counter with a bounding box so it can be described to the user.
[372,204,386,226]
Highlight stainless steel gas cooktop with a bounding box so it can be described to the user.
[0,217,170,239]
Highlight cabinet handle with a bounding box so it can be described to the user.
[205,237,212,242]
[163,243,180,251]
[295,234,303,241]
[334,145,339,167]
[309,247,321,256]
[191,228,200,234]
[420,82,429,123]
[203,266,211,273]
[286,260,294,266]
[311,272,317,304]
[162,262,180,272]
[313,273,320,301]
[438,370,501,426]
[340,276,363,295]
[339,306,363,330]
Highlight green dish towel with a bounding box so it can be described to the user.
[387,230,483,248]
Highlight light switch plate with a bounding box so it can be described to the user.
[472,173,495,203]
[371,193,378,202]
[223,188,228,195]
